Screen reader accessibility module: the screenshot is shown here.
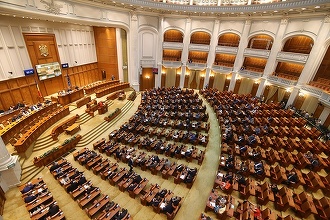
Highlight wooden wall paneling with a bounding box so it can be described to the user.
[262,85,270,100]
[208,75,215,88]
[20,87,33,105]
[175,72,180,87]
[314,103,324,119]
[251,82,259,97]
[224,78,230,91]
[0,91,14,110]
[183,75,188,88]
[199,76,204,90]
[293,95,305,110]
[11,89,23,104]
[233,79,241,94]
[161,73,166,88]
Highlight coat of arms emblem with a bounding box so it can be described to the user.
[39,44,49,57]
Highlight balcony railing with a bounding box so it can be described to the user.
[163,42,184,50]
[301,85,323,98]
[238,69,263,79]
[187,62,207,70]
[320,92,330,106]
[276,51,309,64]
[267,75,298,86]
[215,46,238,54]
[188,44,210,52]
[162,61,182,68]
[244,48,270,58]
[212,64,233,73]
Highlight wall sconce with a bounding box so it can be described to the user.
[286,88,292,93]
[299,92,305,97]
[145,75,150,79]
[210,74,214,78]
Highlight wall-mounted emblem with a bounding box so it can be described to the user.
[39,44,49,57]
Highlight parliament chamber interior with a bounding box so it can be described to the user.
[1,0,330,220]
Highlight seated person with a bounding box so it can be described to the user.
[21,182,36,194]
[236,174,247,186]
[271,184,279,195]
[285,171,298,185]
[48,203,60,217]
[115,208,128,220]
[24,194,37,203]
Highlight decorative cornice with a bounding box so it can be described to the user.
[244,48,270,58]
[276,51,309,63]
[188,44,210,52]
[110,0,330,14]
[215,46,238,54]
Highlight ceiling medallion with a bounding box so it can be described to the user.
[40,0,63,15]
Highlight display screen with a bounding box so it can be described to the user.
[36,62,61,80]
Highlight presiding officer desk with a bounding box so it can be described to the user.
[14,106,70,154]
[57,89,84,106]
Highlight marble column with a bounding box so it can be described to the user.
[256,78,267,97]
[115,28,124,82]
[205,20,220,88]
[0,137,21,192]
[233,20,252,71]
[128,12,139,91]
[156,16,164,88]
[263,18,288,77]
[180,18,192,88]
[286,87,300,108]
[297,15,330,85]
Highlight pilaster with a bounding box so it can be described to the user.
[228,72,237,91]
[156,16,164,88]
[205,20,220,88]
[115,28,124,82]
[256,78,267,97]
[298,15,330,85]
[263,18,288,77]
[180,18,192,88]
[128,12,139,91]
[233,20,252,71]
[286,87,300,107]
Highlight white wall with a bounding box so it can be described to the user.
[0,16,97,81]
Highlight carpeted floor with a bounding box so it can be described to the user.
[3,89,222,220]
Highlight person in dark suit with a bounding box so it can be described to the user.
[128,157,134,172]
[48,203,59,217]
[21,182,35,194]
[115,208,128,220]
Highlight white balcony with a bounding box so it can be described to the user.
[244,48,270,58]
[140,59,155,68]
[188,44,210,52]
[212,65,233,73]
[163,42,184,50]
[215,46,238,55]
[320,92,330,106]
[267,75,298,86]
[276,51,309,64]
[301,85,323,98]
[187,62,207,70]
[238,70,263,79]
[162,61,182,68]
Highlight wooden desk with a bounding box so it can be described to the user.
[140,184,160,206]
[65,123,80,136]
[1,103,57,145]
[26,193,53,212]
[15,106,70,154]
[58,89,84,106]
[70,181,93,200]
[86,195,110,218]
[78,188,101,208]
[95,205,121,220]
[51,115,79,140]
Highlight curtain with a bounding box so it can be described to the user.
[188,70,196,88]
[165,68,176,88]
